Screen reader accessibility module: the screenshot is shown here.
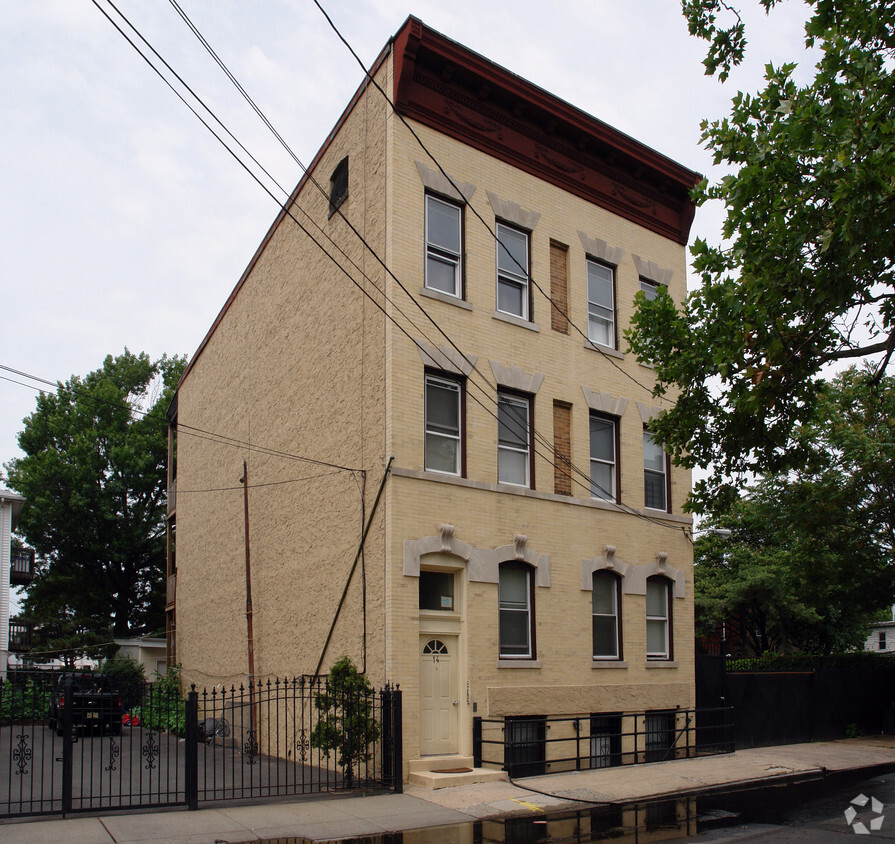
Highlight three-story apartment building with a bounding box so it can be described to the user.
[167,16,700,778]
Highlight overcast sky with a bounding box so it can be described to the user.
[1,1,814,473]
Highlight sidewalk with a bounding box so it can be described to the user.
[3,735,894,843]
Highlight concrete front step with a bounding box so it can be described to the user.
[408,756,508,789]
[408,767,508,789]
[408,755,475,774]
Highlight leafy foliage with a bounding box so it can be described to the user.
[726,653,895,672]
[0,678,52,724]
[130,665,185,734]
[628,1,895,512]
[5,350,185,641]
[102,653,146,711]
[695,370,895,655]
[310,657,380,787]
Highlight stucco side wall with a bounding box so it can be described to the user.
[174,65,391,690]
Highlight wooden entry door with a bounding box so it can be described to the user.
[419,637,459,755]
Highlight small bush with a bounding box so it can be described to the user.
[102,654,146,710]
[0,678,52,723]
[130,666,185,735]
[310,657,380,787]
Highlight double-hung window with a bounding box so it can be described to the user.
[425,374,462,475]
[592,571,621,659]
[643,430,668,511]
[589,414,617,502]
[425,195,462,297]
[499,564,534,658]
[639,277,661,301]
[587,259,616,349]
[498,392,531,487]
[586,259,616,348]
[646,577,672,660]
[496,223,530,319]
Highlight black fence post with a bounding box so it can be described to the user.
[60,676,74,814]
[185,688,199,810]
[473,716,483,768]
[391,686,403,794]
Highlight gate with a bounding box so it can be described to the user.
[0,673,402,818]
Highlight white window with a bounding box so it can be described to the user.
[498,393,531,487]
[646,577,671,660]
[425,195,462,297]
[496,223,530,319]
[587,259,616,348]
[425,374,462,475]
[639,277,661,300]
[593,572,621,659]
[643,430,668,511]
[499,565,533,657]
[589,414,617,502]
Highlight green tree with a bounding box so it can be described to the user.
[696,368,895,654]
[310,657,380,788]
[5,350,185,640]
[628,1,895,513]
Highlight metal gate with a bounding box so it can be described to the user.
[0,673,402,818]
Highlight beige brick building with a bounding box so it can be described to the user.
[167,16,700,779]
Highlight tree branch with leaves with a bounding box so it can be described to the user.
[628,1,895,513]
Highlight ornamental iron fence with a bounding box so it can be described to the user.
[0,672,402,819]
[473,707,734,778]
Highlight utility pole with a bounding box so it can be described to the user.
[241,460,257,738]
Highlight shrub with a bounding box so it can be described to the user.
[0,678,52,723]
[310,657,380,787]
[102,654,146,710]
[130,665,185,735]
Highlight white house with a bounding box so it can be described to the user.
[0,489,26,678]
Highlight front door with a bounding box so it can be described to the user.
[419,637,458,755]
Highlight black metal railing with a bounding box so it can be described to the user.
[473,707,734,778]
[0,673,402,818]
[10,550,35,586]
[6,620,34,653]
[191,676,402,804]
[0,672,187,817]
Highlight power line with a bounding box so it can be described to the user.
[310,0,674,404]
[156,3,680,528]
[86,1,686,531]
[0,363,364,475]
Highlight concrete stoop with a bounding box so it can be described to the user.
[408,756,509,789]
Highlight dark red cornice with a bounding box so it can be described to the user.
[393,16,700,245]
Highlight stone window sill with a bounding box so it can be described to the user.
[492,311,540,332]
[419,287,473,310]
[583,340,624,359]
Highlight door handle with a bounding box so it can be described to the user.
[452,700,459,706]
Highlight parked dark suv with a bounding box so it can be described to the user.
[48,673,123,736]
